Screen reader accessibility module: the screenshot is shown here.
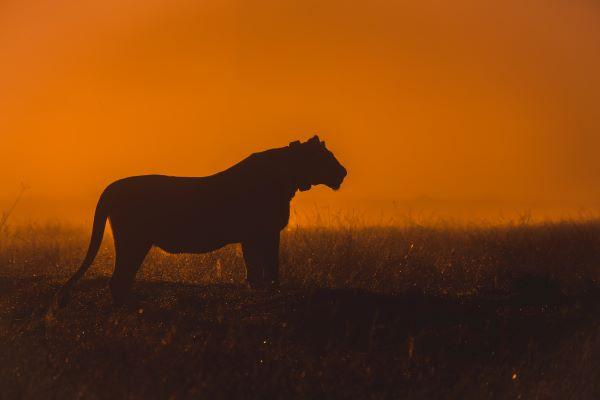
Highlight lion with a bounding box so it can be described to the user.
[54,135,347,306]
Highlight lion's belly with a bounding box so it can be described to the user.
[155,236,232,254]
[150,206,288,254]
[148,208,247,254]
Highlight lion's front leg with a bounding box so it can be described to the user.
[241,231,280,289]
[262,232,280,287]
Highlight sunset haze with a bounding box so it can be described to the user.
[2,0,600,222]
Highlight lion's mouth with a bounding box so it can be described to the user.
[329,178,344,190]
[327,168,347,191]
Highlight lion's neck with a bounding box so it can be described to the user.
[213,146,300,201]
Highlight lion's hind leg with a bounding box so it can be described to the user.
[109,238,150,306]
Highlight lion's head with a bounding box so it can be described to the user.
[289,135,347,191]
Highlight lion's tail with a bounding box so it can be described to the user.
[53,193,110,308]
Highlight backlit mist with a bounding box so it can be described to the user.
[2,0,600,223]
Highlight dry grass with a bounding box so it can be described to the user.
[0,220,599,398]
[2,219,599,296]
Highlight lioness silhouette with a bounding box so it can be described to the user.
[56,135,346,306]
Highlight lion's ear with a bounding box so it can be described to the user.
[308,135,320,144]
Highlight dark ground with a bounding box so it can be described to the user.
[1,276,598,399]
[1,222,600,399]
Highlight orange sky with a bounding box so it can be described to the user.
[1,0,600,222]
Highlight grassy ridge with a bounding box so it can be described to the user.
[1,222,599,398]
[2,220,599,296]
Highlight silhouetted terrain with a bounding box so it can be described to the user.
[1,222,599,398]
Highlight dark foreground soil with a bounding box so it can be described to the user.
[1,276,598,399]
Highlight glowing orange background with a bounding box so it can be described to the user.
[1,0,599,222]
